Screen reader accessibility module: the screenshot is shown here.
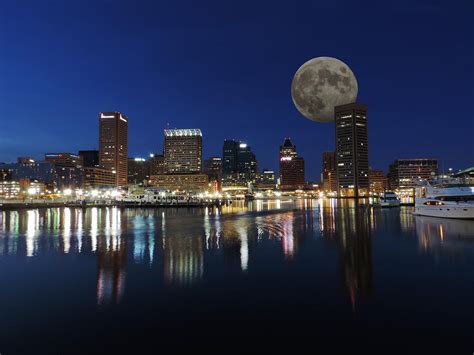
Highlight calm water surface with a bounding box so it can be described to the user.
[0,199,473,353]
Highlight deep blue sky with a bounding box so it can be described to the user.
[1,0,473,179]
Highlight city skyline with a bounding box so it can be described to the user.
[1,1,472,180]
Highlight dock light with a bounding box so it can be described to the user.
[255,192,263,198]
[91,190,99,197]
[111,190,120,198]
[275,192,282,197]
[27,187,37,195]
[64,189,72,196]
[76,189,83,196]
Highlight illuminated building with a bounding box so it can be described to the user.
[45,153,83,166]
[0,181,21,199]
[453,166,474,184]
[127,157,149,185]
[99,112,128,186]
[322,151,337,193]
[5,159,55,184]
[335,103,369,197]
[255,169,276,189]
[203,157,222,181]
[222,140,240,174]
[53,165,83,190]
[203,157,222,192]
[388,158,438,189]
[43,153,84,190]
[149,173,209,192]
[163,129,202,173]
[222,140,258,186]
[79,150,99,167]
[83,166,116,188]
[279,137,305,190]
[148,153,165,175]
[368,169,388,194]
[0,165,14,181]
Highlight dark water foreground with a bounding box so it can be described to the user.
[0,199,473,354]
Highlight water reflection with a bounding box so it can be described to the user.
[415,216,474,257]
[0,201,473,309]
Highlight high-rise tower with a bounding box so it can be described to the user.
[279,137,305,190]
[163,129,202,173]
[99,112,128,186]
[335,103,369,197]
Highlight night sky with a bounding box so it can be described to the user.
[1,0,473,180]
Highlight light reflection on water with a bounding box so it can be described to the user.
[0,199,473,308]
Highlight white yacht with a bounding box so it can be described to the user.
[379,191,400,207]
[413,178,474,219]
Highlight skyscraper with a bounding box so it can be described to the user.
[279,138,305,190]
[99,112,128,186]
[221,140,258,186]
[163,129,202,173]
[322,151,337,193]
[222,139,240,175]
[236,143,257,178]
[335,103,369,197]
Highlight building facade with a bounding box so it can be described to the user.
[45,153,83,166]
[149,154,165,175]
[335,103,369,197]
[368,169,388,194]
[279,138,305,190]
[128,158,150,185]
[149,173,209,192]
[79,150,99,168]
[99,112,128,186]
[163,129,202,174]
[321,151,337,193]
[255,169,276,189]
[221,140,258,187]
[388,159,438,189]
[83,167,116,188]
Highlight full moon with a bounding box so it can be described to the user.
[291,57,358,123]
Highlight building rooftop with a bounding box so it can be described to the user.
[164,129,202,137]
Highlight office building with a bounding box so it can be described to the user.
[99,112,128,186]
[335,103,369,197]
[322,151,337,193]
[149,173,209,192]
[255,169,276,189]
[222,140,240,175]
[163,129,202,173]
[128,158,150,185]
[368,169,388,194]
[221,140,258,186]
[45,153,83,166]
[0,181,20,199]
[237,143,258,178]
[83,167,116,188]
[279,138,305,190]
[388,159,438,189]
[79,150,99,167]
[149,154,165,175]
[53,165,83,190]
